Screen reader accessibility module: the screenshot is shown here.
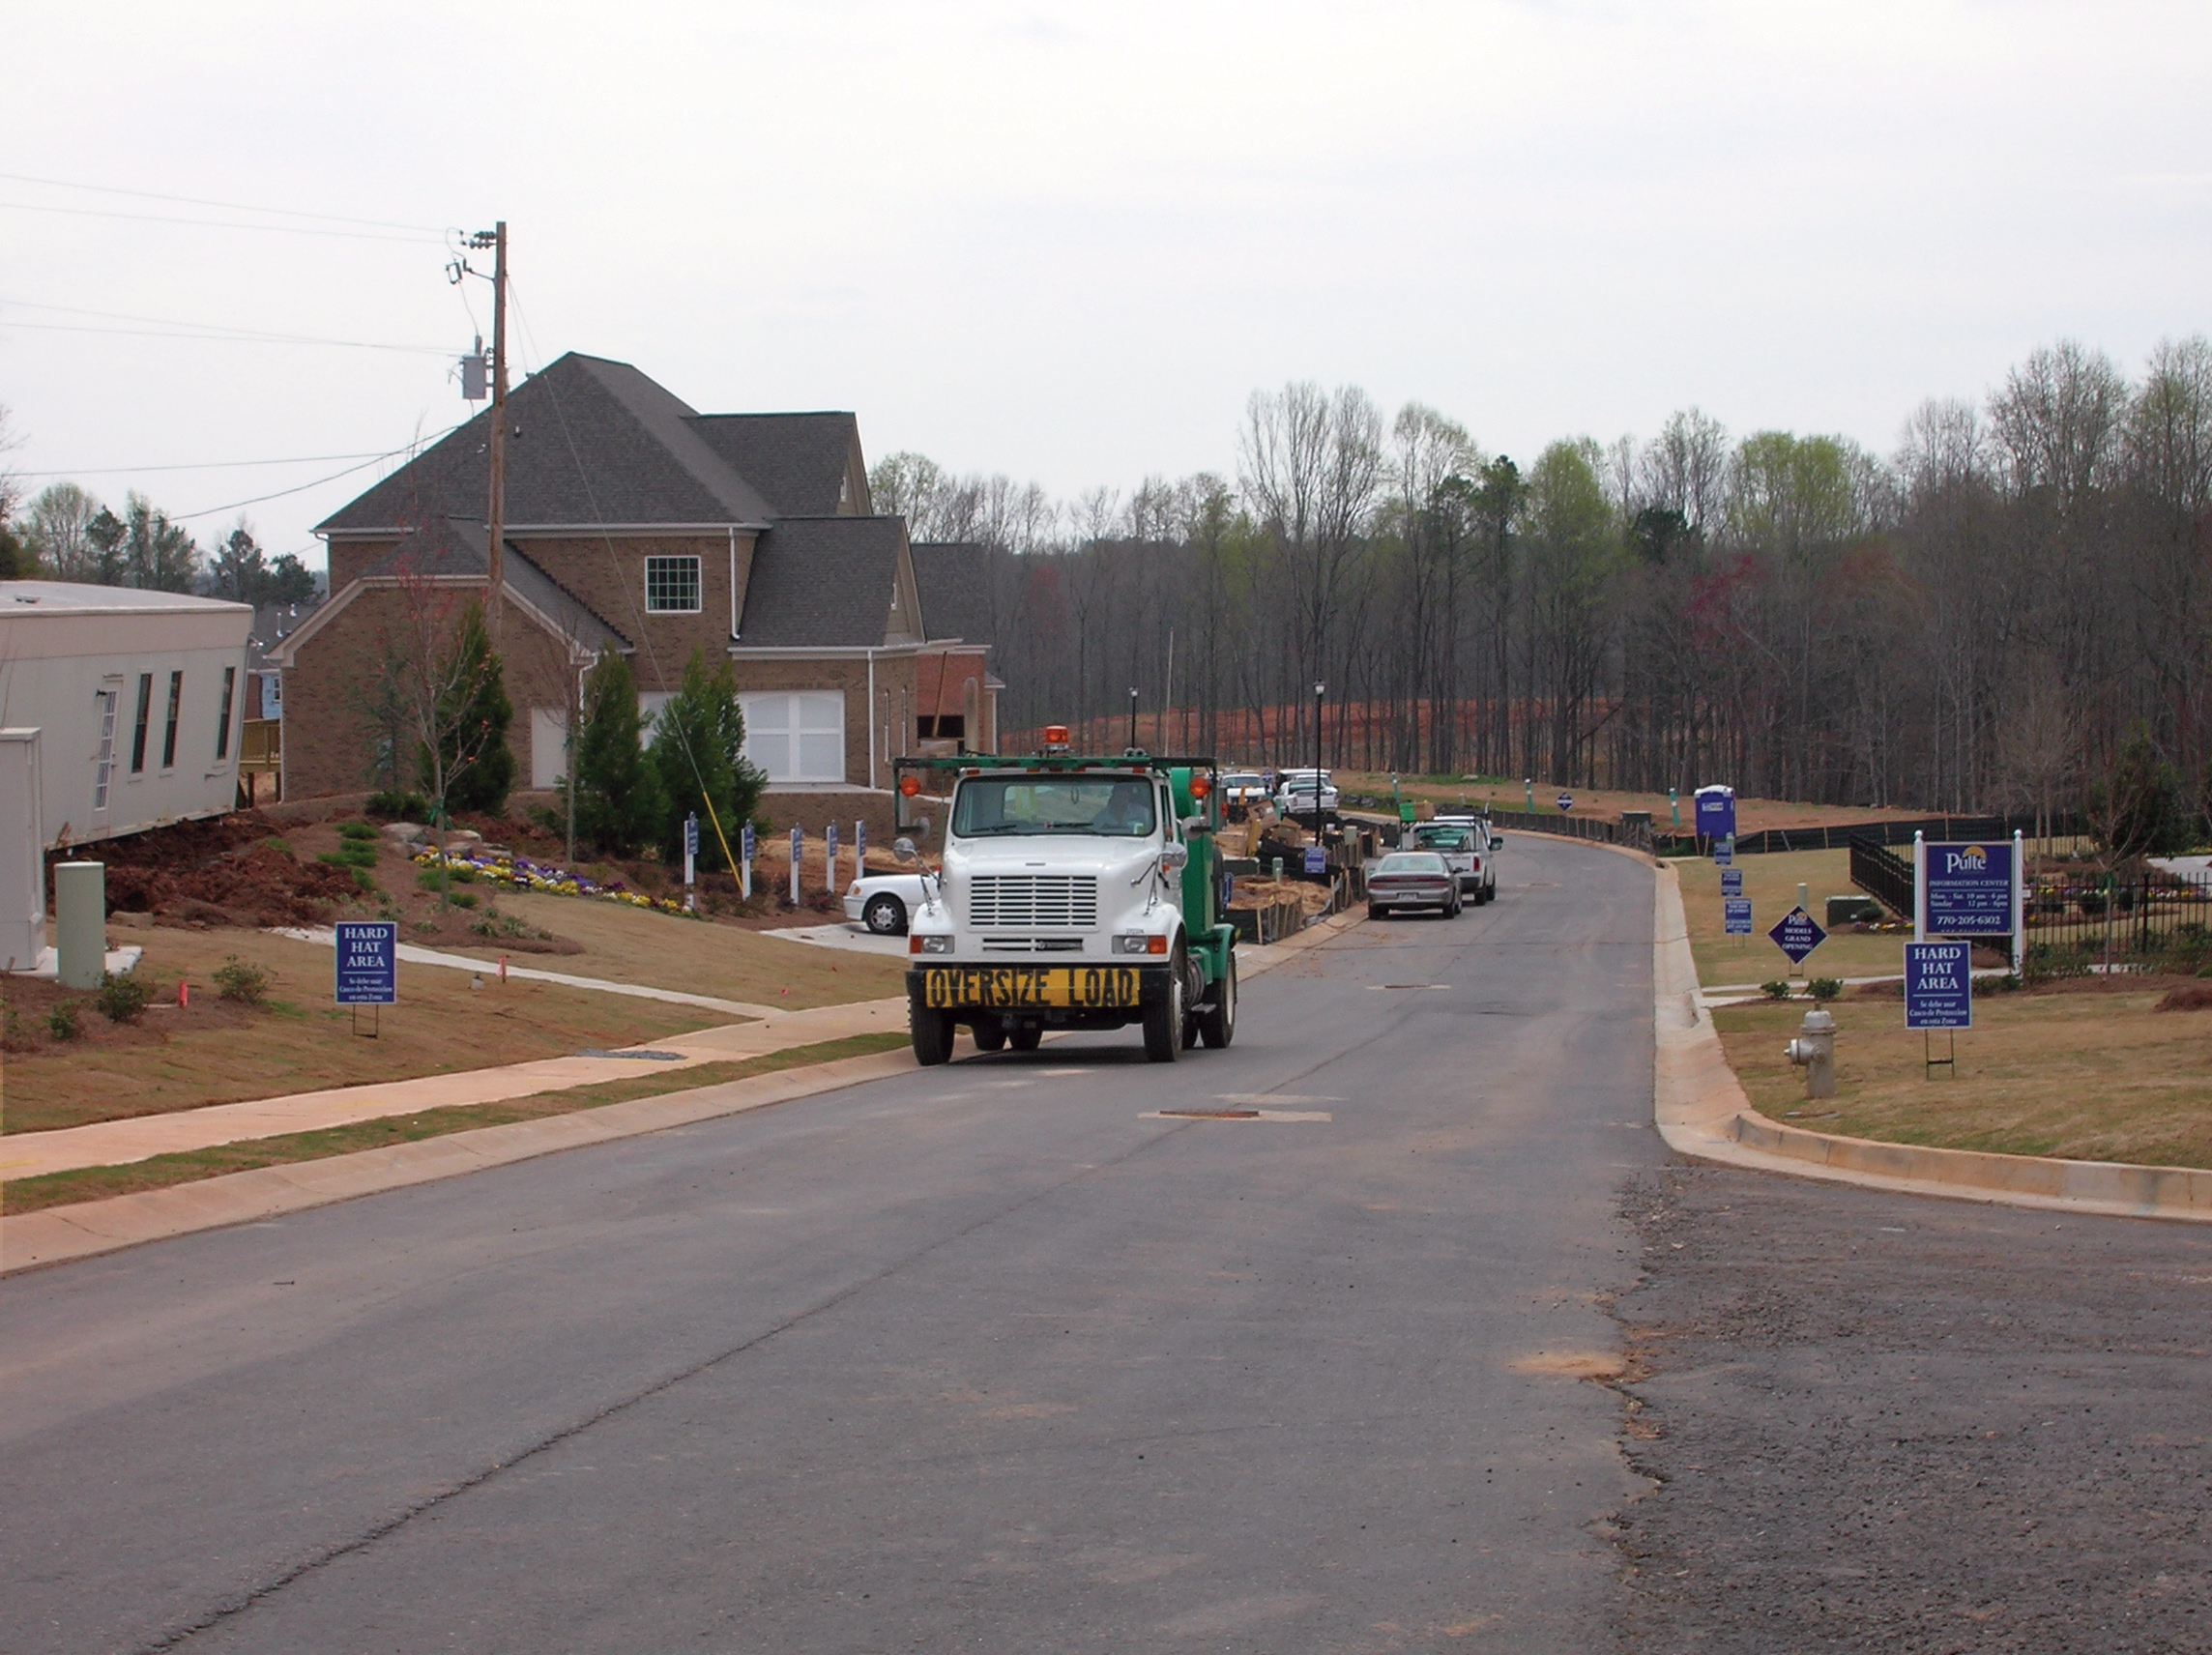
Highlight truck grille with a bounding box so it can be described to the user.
[968,875,1099,931]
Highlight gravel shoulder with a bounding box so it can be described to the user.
[1610,1164,2212,1653]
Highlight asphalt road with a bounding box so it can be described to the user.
[1614,1164,2212,1653]
[1,833,1662,1655]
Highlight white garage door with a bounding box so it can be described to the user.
[741,691,845,783]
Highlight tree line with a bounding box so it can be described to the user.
[872,337,2212,838]
[0,421,318,608]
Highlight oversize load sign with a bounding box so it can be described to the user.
[1924,841,2012,935]
[1768,905,1827,965]
[1723,896,1754,935]
[334,919,396,1005]
[919,965,1143,1010]
[1905,942,1971,1030]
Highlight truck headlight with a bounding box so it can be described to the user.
[1113,934,1169,955]
[911,935,954,955]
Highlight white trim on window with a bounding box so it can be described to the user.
[645,555,703,614]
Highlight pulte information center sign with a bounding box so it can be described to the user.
[1922,841,2013,935]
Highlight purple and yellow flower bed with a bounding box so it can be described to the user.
[411,847,701,918]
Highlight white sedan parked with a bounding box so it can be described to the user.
[843,872,930,934]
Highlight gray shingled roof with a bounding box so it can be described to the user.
[686,412,862,516]
[359,517,629,653]
[909,542,993,647]
[318,353,775,533]
[734,517,904,647]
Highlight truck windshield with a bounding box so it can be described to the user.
[1413,827,1470,850]
[951,775,1158,838]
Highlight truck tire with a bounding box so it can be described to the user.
[1008,1026,1042,1053]
[1197,950,1237,1049]
[1142,947,1187,1063]
[972,1023,1007,1052]
[911,1003,957,1066]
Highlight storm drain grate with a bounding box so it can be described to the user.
[578,1048,687,1060]
[1159,1108,1262,1119]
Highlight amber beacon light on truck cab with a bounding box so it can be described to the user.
[890,726,1238,1065]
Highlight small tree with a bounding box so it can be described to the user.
[573,647,665,855]
[368,574,511,885]
[430,602,514,816]
[648,648,767,869]
[2089,722,2190,859]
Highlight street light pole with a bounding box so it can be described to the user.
[1312,681,1326,843]
[1128,687,1139,752]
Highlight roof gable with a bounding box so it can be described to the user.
[318,353,775,535]
[734,517,908,647]
[909,542,993,647]
[686,412,867,517]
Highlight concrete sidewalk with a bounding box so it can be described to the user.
[1,996,908,1183]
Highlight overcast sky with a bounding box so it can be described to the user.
[3,1,2206,566]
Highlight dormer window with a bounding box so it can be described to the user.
[645,556,702,613]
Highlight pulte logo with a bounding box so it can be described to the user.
[1943,845,1990,874]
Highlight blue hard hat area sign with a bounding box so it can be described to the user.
[1923,841,2013,935]
[1768,905,1826,965]
[334,920,397,1006]
[1723,896,1754,936]
[1905,942,1972,1030]
[1719,868,1743,896]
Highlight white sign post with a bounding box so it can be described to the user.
[788,826,801,906]
[825,821,839,895]
[683,811,698,912]
[740,822,755,901]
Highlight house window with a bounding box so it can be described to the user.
[645,556,702,613]
[130,674,153,773]
[94,686,119,808]
[161,670,183,769]
[741,691,845,783]
[216,667,236,760]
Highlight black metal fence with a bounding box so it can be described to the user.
[1848,837,1915,919]
[1847,831,2212,969]
[1483,808,1655,851]
[1656,811,2082,857]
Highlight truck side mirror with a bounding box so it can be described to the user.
[892,836,918,863]
[1159,842,1190,872]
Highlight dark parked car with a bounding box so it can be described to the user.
[1366,850,1461,919]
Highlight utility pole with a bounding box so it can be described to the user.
[469,222,509,648]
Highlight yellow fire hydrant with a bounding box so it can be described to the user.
[1784,1007,1838,1099]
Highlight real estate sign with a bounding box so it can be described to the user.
[1922,841,2013,935]
[1723,896,1753,936]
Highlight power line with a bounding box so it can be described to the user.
[2,297,454,353]
[171,431,464,522]
[0,319,453,355]
[15,451,393,479]
[0,199,445,245]
[0,170,448,234]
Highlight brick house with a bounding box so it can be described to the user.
[271,353,998,838]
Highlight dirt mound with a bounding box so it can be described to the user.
[2155,981,2212,1012]
[69,814,356,928]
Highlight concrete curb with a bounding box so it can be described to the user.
[1649,856,2212,1224]
[0,912,1366,1276]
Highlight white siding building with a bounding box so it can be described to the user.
[0,582,254,851]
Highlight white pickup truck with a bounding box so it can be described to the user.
[1407,814,1499,904]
